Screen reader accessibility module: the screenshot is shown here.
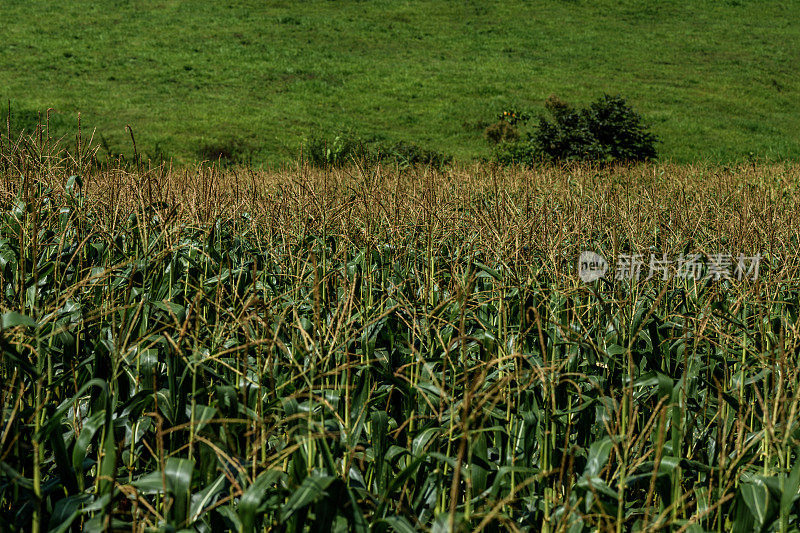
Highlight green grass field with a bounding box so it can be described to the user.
[2,0,799,165]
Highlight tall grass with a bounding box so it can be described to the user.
[2,125,800,531]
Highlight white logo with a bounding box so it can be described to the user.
[578,251,608,282]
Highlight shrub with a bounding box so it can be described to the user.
[301,134,452,170]
[497,106,530,126]
[484,120,520,145]
[301,133,371,168]
[374,140,452,170]
[489,139,538,167]
[534,94,658,163]
[488,94,659,166]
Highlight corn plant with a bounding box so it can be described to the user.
[2,127,800,531]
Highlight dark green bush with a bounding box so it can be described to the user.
[489,94,659,166]
[535,94,658,163]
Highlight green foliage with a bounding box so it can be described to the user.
[534,94,659,163]
[301,133,372,168]
[302,134,452,170]
[373,140,453,170]
[490,94,659,166]
[497,107,530,127]
[484,120,520,145]
[488,137,538,167]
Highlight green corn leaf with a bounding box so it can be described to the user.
[781,451,800,521]
[238,469,283,532]
[1,311,36,329]
[165,457,195,527]
[72,410,105,474]
[48,495,89,533]
[585,436,614,477]
[740,479,773,530]
[280,473,335,522]
[374,515,418,533]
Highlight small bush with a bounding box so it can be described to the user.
[301,134,451,170]
[497,107,530,127]
[374,140,452,170]
[484,121,520,145]
[301,134,372,168]
[489,139,538,167]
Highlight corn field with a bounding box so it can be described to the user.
[2,130,800,532]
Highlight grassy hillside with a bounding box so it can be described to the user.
[2,0,799,165]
